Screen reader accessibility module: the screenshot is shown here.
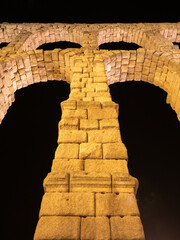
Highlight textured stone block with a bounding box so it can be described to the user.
[58,130,87,143]
[112,173,138,194]
[51,159,83,172]
[34,216,80,240]
[39,192,95,217]
[77,100,101,109]
[70,172,111,192]
[79,143,102,159]
[110,216,145,240]
[81,217,110,240]
[62,109,87,119]
[103,142,128,159]
[99,119,119,129]
[88,129,121,143]
[96,193,139,216]
[80,119,99,130]
[88,108,117,119]
[55,143,79,159]
[43,172,68,192]
[85,159,129,174]
[59,118,79,130]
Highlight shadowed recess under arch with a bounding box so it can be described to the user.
[37,41,82,50]
[99,41,142,50]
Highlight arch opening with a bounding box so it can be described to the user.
[1,80,70,240]
[99,41,141,50]
[110,81,180,240]
[0,42,9,48]
[37,41,82,50]
[173,42,180,49]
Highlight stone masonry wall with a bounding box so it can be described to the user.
[0,22,180,239]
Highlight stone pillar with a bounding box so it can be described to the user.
[34,32,145,240]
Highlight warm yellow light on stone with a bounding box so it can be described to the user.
[1,22,180,239]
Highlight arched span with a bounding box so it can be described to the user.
[0,48,76,124]
[103,49,180,121]
[18,26,83,51]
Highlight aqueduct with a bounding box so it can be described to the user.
[0,22,180,239]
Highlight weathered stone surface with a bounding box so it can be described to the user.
[79,143,102,159]
[51,159,83,172]
[59,118,79,130]
[34,216,80,240]
[85,159,129,174]
[39,192,95,217]
[80,119,99,130]
[96,193,140,216]
[43,172,69,192]
[70,171,111,192]
[112,173,139,194]
[81,216,110,240]
[110,216,145,240]
[103,142,128,159]
[88,129,121,143]
[58,130,87,143]
[99,119,119,129]
[88,108,117,119]
[61,109,87,119]
[55,143,79,158]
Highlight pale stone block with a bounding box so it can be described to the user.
[70,172,111,192]
[79,143,102,159]
[58,130,87,143]
[34,216,80,240]
[55,143,79,159]
[96,193,139,216]
[59,118,79,130]
[85,159,129,174]
[88,108,117,119]
[39,192,95,217]
[80,119,99,130]
[103,142,128,159]
[81,217,110,240]
[43,172,68,192]
[88,129,121,143]
[51,159,83,172]
[110,216,145,240]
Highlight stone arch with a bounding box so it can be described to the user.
[0,47,79,124]
[103,49,180,121]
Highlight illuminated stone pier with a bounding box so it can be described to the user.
[0,22,180,239]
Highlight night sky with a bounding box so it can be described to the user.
[0,1,180,240]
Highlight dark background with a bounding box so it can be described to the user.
[0,1,180,240]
